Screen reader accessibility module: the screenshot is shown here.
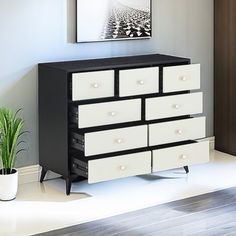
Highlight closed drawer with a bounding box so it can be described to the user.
[149,117,206,146]
[72,99,141,128]
[71,125,148,156]
[163,64,200,93]
[88,152,151,183]
[119,67,159,97]
[146,92,203,120]
[152,141,209,172]
[72,70,114,101]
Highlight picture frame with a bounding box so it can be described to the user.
[76,0,152,43]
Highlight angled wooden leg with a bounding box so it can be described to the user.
[40,167,47,183]
[184,166,189,174]
[66,177,72,196]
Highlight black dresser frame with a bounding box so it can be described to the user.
[38,53,191,195]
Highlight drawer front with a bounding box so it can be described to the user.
[72,70,114,101]
[85,125,148,156]
[119,67,159,97]
[149,117,206,146]
[152,141,209,172]
[88,151,151,183]
[146,92,203,120]
[78,99,141,128]
[163,64,200,93]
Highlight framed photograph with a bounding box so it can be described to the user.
[76,0,152,42]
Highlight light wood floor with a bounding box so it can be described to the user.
[35,186,236,236]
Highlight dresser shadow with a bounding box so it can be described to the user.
[138,174,184,181]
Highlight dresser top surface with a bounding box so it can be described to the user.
[39,53,190,72]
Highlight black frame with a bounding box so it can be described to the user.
[76,0,153,43]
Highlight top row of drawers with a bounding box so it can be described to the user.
[72,64,201,101]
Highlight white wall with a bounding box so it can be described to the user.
[0,0,214,167]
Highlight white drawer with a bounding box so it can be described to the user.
[88,151,151,183]
[149,117,206,146]
[72,70,114,101]
[163,64,200,93]
[77,99,141,128]
[152,141,209,172]
[146,92,203,120]
[119,67,159,97]
[85,125,148,156]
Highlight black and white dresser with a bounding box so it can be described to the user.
[38,54,209,195]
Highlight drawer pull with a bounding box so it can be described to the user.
[119,165,127,171]
[108,111,117,117]
[176,129,183,135]
[179,76,188,81]
[115,138,124,144]
[137,80,145,85]
[180,154,188,160]
[173,104,181,109]
[91,83,100,88]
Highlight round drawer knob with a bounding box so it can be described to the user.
[92,83,99,88]
[109,111,117,117]
[137,80,145,85]
[120,165,126,171]
[176,129,183,135]
[173,104,181,109]
[180,154,188,160]
[116,138,124,144]
[180,76,187,81]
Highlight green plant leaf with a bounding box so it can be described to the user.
[0,108,25,173]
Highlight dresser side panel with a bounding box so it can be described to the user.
[38,66,69,176]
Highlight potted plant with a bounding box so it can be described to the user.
[0,108,25,201]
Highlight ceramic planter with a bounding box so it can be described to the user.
[0,169,18,201]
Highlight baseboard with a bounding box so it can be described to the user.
[18,165,61,185]
[210,137,215,150]
[18,136,215,185]
[199,136,215,150]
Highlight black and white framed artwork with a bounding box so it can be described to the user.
[76,0,152,42]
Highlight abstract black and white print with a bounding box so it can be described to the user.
[77,0,151,42]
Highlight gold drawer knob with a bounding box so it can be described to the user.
[91,83,100,88]
[173,104,181,109]
[109,111,117,117]
[119,165,127,171]
[176,129,183,135]
[180,154,188,160]
[115,138,124,144]
[180,76,188,81]
[137,80,145,85]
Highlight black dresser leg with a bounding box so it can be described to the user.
[40,167,47,183]
[66,177,72,195]
[184,166,189,174]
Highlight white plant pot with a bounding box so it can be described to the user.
[0,169,18,201]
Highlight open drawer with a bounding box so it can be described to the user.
[71,151,151,183]
[70,99,141,128]
[70,125,148,156]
